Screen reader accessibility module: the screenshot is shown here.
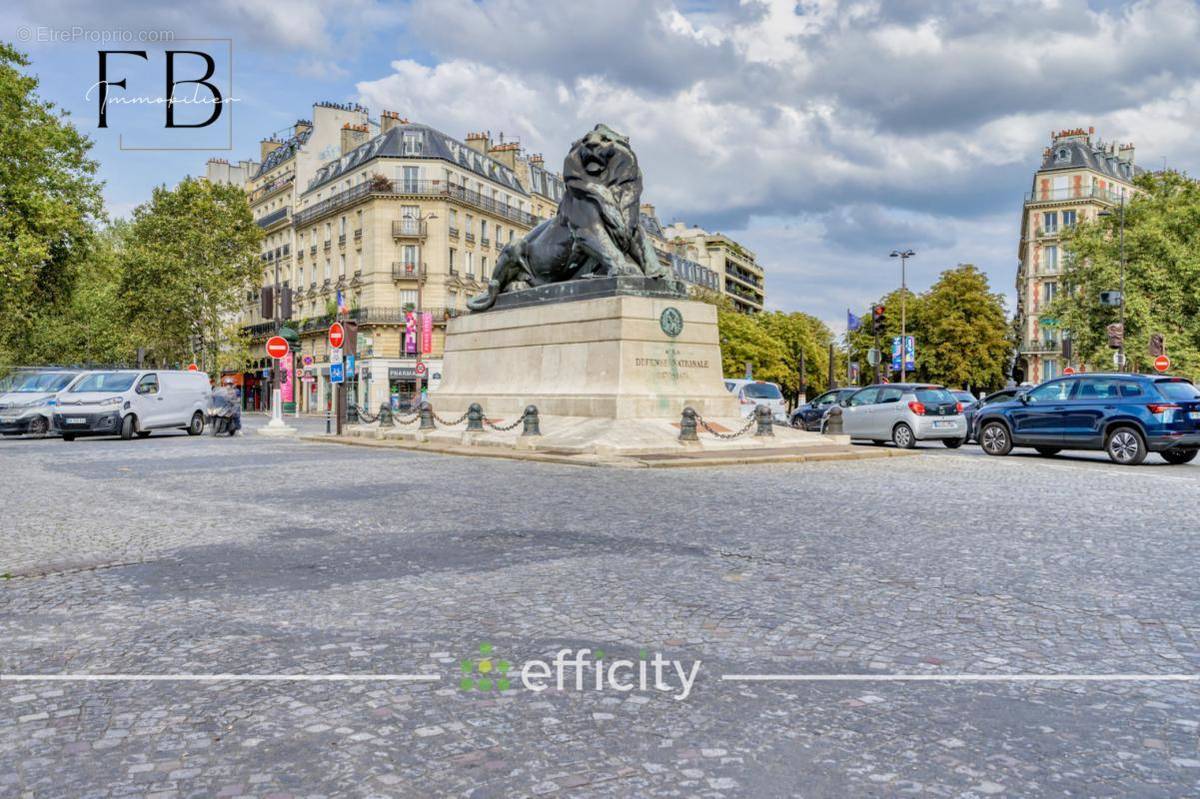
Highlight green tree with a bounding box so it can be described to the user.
[119,177,262,365]
[25,222,133,364]
[917,264,1010,391]
[1055,171,1200,379]
[757,311,837,403]
[716,305,788,384]
[0,43,103,364]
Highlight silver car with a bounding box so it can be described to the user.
[838,383,968,448]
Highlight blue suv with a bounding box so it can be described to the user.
[975,373,1200,465]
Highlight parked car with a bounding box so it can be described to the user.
[838,383,968,448]
[974,373,1200,465]
[724,379,788,422]
[53,370,211,441]
[964,388,1022,441]
[0,369,82,437]
[790,387,858,430]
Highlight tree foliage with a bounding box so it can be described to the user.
[0,42,103,364]
[1054,170,1200,379]
[847,265,1009,391]
[119,176,262,366]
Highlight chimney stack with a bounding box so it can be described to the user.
[260,138,284,160]
[293,119,313,138]
[341,123,369,155]
[1117,143,1135,164]
[529,153,544,168]
[465,131,490,154]
[488,141,519,170]
[381,110,408,136]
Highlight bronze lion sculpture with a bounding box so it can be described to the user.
[467,124,679,311]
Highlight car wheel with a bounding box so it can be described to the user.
[1034,447,1061,457]
[27,416,50,438]
[1160,448,1198,465]
[62,433,75,442]
[892,423,916,449]
[942,438,964,449]
[187,412,205,436]
[1105,426,1147,465]
[979,421,1012,456]
[120,414,136,440]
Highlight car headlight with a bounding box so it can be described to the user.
[99,396,124,406]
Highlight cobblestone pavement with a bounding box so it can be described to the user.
[2,419,1199,798]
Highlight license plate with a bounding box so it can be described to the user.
[0,416,15,424]
[66,417,86,424]
[1189,412,1200,420]
[933,420,956,429]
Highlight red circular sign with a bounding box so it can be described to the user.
[415,362,427,376]
[187,363,198,372]
[1154,354,1171,373]
[328,322,345,349]
[265,336,290,360]
[1063,366,1075,376]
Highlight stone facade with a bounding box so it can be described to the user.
[1015,128,1141,383]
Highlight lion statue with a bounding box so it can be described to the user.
[467,124,680,311]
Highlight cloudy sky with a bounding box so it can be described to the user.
[9,0,1200,331]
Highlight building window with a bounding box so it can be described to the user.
[480,256,487,277]
[403,131,423,155]
[449,248,456,271]
[1061,210,1077,228]
[403,244,418,268]
[339,254,345,277]
[449,209,458,229]
[1044,245,1058,274]
[324,259,331,281]
[1042,281,1058,304]
[402,166,419,192]
[1042,212,1057,234]
[480,220,488,241]
[1044,359,1059,379]
[465,251,473,274]
[399,289,417,308]
[324,222,331,241]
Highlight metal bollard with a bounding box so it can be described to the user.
[823,405,843,435]
[378,404,393,426]
[522,405,541,436]
[419,401,435,430]
[466,403,485,432]
[754,404,774,437]
[325,407,332,435]
[348,404,359,424]
[679,406,699,441]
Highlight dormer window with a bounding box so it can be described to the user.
[1054,147,1071,164]
[403,132,423,155]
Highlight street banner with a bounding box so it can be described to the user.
[405,311,417,354]
[847,310,862,332]
[281,360,294,404]
[891,336,915,372]
[421,312,433,354]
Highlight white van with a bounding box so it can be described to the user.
[0,369,82,437]
[53,370,211,441]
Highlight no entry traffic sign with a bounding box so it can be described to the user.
[329,322,345,349]
[187,363,198,372]
[1063,366,1075,376]
[266,336,290,360]
[1154,354,1171,373]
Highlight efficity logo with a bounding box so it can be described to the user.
[459,643,701,701]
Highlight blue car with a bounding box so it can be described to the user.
[975,373,1200,465]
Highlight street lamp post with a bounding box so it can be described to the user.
[1099,194,1127,371]
[890,249,915,382]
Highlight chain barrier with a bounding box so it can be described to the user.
[350,404,379,423]
[350,404,420,426]
[694,411,757,440]
[431,409,470,427]
[484,412,527,432]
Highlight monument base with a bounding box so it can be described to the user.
[430,288,739,420]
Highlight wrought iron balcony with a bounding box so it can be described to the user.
[392,262,421,280]
[392,219,426,238]
[293,179,539,229]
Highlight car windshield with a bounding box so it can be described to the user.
[915,387,956,404]
[70,372,137,393]
[1155,379,1200,401]
[743,382,783,400]
[11,372,76,392]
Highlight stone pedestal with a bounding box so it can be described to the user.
[430,287,739,420]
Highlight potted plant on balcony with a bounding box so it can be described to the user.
[369,173,391,192]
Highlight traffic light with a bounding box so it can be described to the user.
[872,305,886,335]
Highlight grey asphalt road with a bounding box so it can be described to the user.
[2,416,1199,798]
